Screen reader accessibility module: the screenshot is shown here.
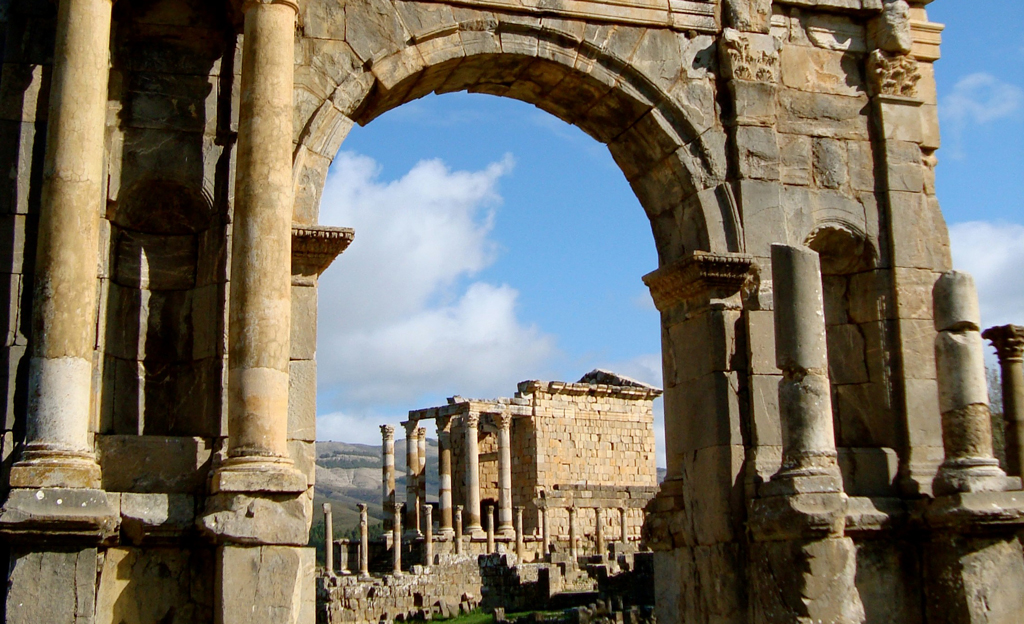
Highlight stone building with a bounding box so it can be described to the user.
[0,0,1023,622]
[391,370,660,555]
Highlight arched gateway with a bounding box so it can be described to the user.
[0,0,1021,622]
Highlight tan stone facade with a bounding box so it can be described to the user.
[0,0,1023,622]
[405,370,660,546]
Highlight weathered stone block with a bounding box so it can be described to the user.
[781,45,864,97]
[812,137,848,189]
[5,547,97,624]
[95,547,214,624]
[216,545,314,624]
[826,323,869,385]
[736,125,780,180]
[778,88,869,140]
[837,447,898,496]
[98,435,213,493]
[925,534,1024,624]
[120,493,196,544]
[779,133,812,186]
[290,284,317,361]
[288,359,317,442]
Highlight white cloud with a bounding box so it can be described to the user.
[315,152,556,437]
[317,411,389,446]
[949,220,1024,347]
[941,73,1023,126]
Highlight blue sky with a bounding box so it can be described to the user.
[315,2,1024,460]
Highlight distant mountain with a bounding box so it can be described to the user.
[313,439,438,536]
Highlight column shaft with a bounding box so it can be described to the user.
[619,507,628,545]
[595,507,606,560]
[933,272,1009,494]
[417,427,427,533]
[541,507,550,558]
[392,503,403,575]
[485,504,495,553]
[404,422,419,535]
[983,325,1024,478]
[515,507,524,560]
[358,504,370,578]
[568,506,578,565]
[323,504,334,575]
[11,0,114,489]
[464,413,483,534]
[217,0,304,493]
[423,505,433,567]
[767,244,841,494]
[381,425,396,530]
[437,418,454,536]
[496,413,514,536]
[455,505,464,555]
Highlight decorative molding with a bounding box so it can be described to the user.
[983,325,1024,364]
[406,0,717,33]
[867,50,921,98]
[720,28,781,82]
[642,251,754,313]
[291,225,354,279]
[910,18,944,62]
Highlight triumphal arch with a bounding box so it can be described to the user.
[0,0,1022,621]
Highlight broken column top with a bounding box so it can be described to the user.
[933,271,981,332]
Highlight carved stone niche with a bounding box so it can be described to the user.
[291,225,355,285]
[642,251,755,315]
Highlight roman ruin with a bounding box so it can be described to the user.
[0,0,1022,622]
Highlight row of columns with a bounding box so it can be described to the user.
[383,411,516,540]
[9,0,306,495]
[324,501,637,577]
[765,244,1016,497]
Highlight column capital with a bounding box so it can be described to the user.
[494,412,513,430]
[436,415,453,434]
[243,0,299,15]
[380,424,395,441]
[416,427,427,441]
[404,420,418,436]
[464,413,480,428]
[983,325,1024,363]
[357,503,367,512]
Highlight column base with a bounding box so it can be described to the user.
[0,487,117,541]
[933,458,1019,497]
[211,456,308,494]
[9,445,102,490]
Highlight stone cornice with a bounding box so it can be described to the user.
[516,380,663,400]
[291,225,354,279]
[642,251,754,313]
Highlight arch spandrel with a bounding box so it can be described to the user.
[291,0,739,262]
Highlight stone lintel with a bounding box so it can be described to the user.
[748,492,847,541]
[983,324,1024,363]
[515,380,663,400]
[0,488,119,542]
[291,225,354,281]
[412,0,717,34]
[772,0,884,13]
[926,491,1024,531]
[642,251,754,313]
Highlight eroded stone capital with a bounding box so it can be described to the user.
[464,413,480,429]
[494,412,513,431]
[380,424,395,442]
[642,251,754,313]
[983,325,1024,363]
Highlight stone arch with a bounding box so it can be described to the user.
[291,12,738,264]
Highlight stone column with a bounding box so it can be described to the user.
[358,504,370,579]
[336,539,349,575]
[423,504,433,568]
[541,506,550,557]
[983,325,1024,478]
[595,507,606,561]
[515,507,525,560]
[8,0,115,491]
[455,505,464,555]
[323,503,334,575]
[213,0,306,494]
[417,427,427,533]
[765,244,842,495]
[619,507,628,546]
[495,412,515,537]
[485,504,495,553]
[392,503,403,576]
[404,421,420,536]
[464,413,483,535]
[569,506,578,564]
[381,425,396,530]
[933,272,1011,494]
[437,417,454,538]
